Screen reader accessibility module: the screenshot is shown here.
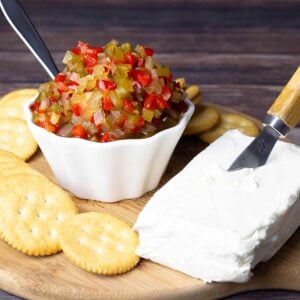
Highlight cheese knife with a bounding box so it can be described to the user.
[228,67,300,171]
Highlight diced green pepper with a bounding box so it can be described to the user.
[50,103,64,113]
[156,67,170,77]
[143,108,154,123]
[171,91,182,103]
[121,43,132,52]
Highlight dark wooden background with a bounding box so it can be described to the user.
[0,0,300,299]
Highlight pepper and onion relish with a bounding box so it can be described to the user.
[30,40,187,142]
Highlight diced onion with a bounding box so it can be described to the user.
[39,100,48,111]
[145,56,154,70]
[71,115,83,124]
[151,69,158,80]
[111,110,121,119]
[70,72,80,83]
[57,124,73,137]
[94,110,104,125]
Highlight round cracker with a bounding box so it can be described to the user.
[199,113,259,144]
[191,94,202,106]
[59,212,140,275]
[184,104,220,135]
[0,92,37,120]
[0,174,77,256]
[0,89,38,103]
[0,117,38,160]
[185,85,201,100]
[0,149,37,177]
[0,149,23,164]
[175,77,186,89]
[0,160,42,178]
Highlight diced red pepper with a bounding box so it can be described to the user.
[55,73,66,83]
[71,47,81,55]
[103,66,110,74]
[103,95,114,111]
[30,102,40,112]
[125,53,137,65]
[37,120,58,133]
[118,116,127,128]
[57,84,69,94]
[100,132,115,143]
[65,81,79,87]
[72,124,87,139]
[87,47,103,56]
[71,104,82,116]
[71,41,89,55]
[49,95,59,103]
[123,99,134,113]
[144,47,154,56]
[137,58,145,67]
[132,70,152,87]
[156,95,170,109]
[144,93,156,110]
[83,53,98,67]
[90,115,95,123]
[161,85,172,101]
[65,80,79,90]
[98,80,117,91]
[133,116,145,131]
[86,66,94,74]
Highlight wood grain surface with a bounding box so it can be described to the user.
[0,105,298,300]
[0,0,300,299]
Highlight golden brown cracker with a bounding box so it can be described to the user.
[0,161,41,178]
[0,89,38,120]
[0,149,22,164]
[191,94,202,106]
[0,174,77,256]
[0,117,38,160]
[59,212,140,275]
[185,85,201,100]
[0,89,38,103]
[175,77,186,89]
[184,104,220,135]
[0,149,42,177]
[199,113,259,144]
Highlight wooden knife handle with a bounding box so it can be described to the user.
[268,67,300,129]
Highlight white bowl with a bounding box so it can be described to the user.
[25,98,194,202]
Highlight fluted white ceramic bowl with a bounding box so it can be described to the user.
[25,98,194,202]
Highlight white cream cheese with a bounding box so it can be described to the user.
[134,130,300,283]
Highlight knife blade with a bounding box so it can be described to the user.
[228,126,279,171]
[228,67,300,171]
[0,0,58,79]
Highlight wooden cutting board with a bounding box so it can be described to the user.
[0,104,299,300]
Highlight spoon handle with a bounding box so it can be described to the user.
[0,0,59,79]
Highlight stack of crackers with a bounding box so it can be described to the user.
[0,89,38,160]
[0,89,140,275]
[176,78,260,143]
[0,149,140,274]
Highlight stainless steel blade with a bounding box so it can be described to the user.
[227,126,280,171]
[0,0,58,79]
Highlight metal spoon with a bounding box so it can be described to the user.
[0,0,59,79]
